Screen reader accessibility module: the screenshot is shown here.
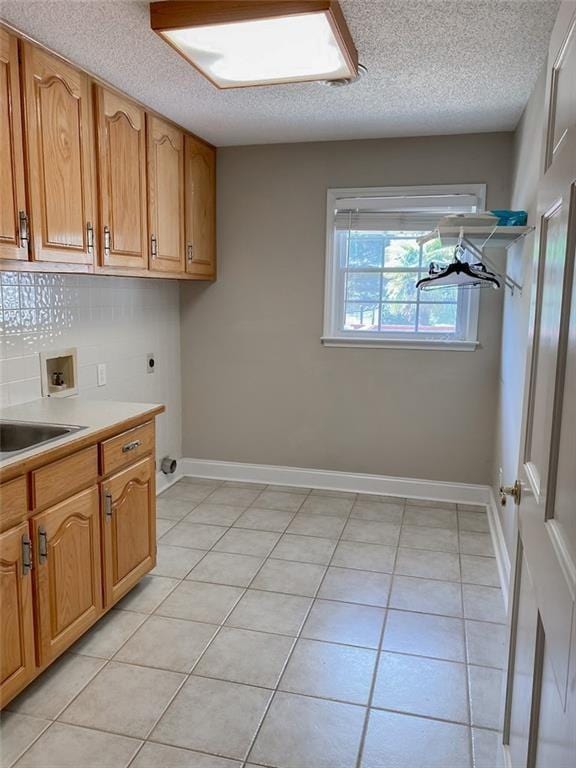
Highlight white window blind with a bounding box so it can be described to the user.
[323,185,486,350]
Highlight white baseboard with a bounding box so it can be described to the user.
[487,488,512,612]
[178,457,491,505]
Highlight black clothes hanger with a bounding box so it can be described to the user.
[416,244,501,291]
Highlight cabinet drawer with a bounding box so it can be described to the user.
[100,422,154,476]
[31,446,98,510]
[0,476,28,533]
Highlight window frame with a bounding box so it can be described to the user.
[322,184,487,350]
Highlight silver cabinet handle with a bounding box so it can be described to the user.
[122,439,142,453]
[187,244,194,262]
[103,225,111,258]
[22,534,32,575]
[151,235,158,259]
[19,210,29,250]
[104,491,113,519]
[38,526,48,564]
[87,221,94,256]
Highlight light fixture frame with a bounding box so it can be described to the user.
[149,0,359,89]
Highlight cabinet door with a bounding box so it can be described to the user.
[32,486,102,665]
[95,86,147,269]
[0,522,36,707]
[147,115,185,273]
[101,456,155,607]
[21,43,96,265]
[0,30,28,261]
[184,134,216,279]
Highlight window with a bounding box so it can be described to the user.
[323,185,486,349]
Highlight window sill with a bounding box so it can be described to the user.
[321,337,479,351]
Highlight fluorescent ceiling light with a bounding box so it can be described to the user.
[150,1,358,89]
[164,14,350,87]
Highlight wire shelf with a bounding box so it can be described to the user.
[419,225,534,250]
[418,224,535,294]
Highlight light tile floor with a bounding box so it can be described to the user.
[2,479,507,768]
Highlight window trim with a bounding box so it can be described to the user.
[322,184,486,350]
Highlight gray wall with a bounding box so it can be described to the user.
[180,133,513,485]
[493,68,547,553]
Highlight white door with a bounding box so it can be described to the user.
[503,4,576,767]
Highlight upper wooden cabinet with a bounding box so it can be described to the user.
[184,134,216,279]
[0,30,216,280]
[0,29,27,261]
[94,86,148,269]
[147,115,185,273]
[21,43,96,265]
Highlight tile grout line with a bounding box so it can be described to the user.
[156,532,498,560]
[155,540,500,590]
[174,485,320,768]
[353,497,406,768]
[239,489,360,768]
[140,484,317,768]
[159,504,495,551]
[457,500,475,767]
[3,716,52,768]
[70,628,504,676]
[122,486,280,768]
[7,573,190,768]
[69,622,506,674]
[12,565,200,766]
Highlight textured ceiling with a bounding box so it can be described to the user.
[0,0,559,146]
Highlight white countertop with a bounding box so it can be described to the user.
[0,397,164,471]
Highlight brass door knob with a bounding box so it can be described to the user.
[500,480,521,506]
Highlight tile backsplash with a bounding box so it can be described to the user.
[0,271,182,463]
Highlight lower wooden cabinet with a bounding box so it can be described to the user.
[31,486,102,665]
[101,456,155,607]
[0,415,159,708]
[0,522,36,707]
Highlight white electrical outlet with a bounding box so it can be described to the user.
[97,363,107,387]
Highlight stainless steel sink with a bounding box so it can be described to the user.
[0,420,86,459]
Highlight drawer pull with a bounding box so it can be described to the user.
[104,491,113,519]
[100,421,154,475]
[22,535,32,575]
[38,526,48,564]
[122,439,142,454]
